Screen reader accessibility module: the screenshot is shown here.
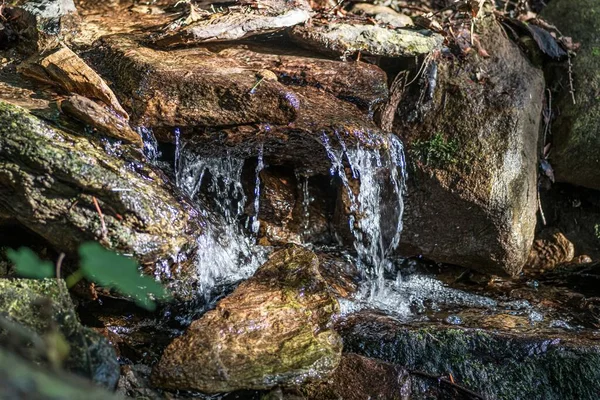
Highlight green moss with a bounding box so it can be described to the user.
[409,132,459,168]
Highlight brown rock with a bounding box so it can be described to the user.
[91,35,299,128]
[180,85,388,174]
[152,246,342,393]
[394,16,544,276]
[208,43,388,113]
[60,94,141,146]
[298,353,411,400]
[18,46,128,118]
[526,229,575,272]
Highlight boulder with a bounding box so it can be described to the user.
[90,35,300,128]
[0,278,119,388]
[339,312,600,400]
[152,246,342,393]
[395,15,544,276]
[0,101,200,288]
[542,0,600,190]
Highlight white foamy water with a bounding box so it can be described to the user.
[321,132,406,289]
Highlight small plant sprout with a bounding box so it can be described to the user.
[7,243,171,311]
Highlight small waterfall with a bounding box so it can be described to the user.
[174,139,267,298]
[321,131,406,286]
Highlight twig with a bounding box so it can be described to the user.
[567,52,576,105]
[410,370,488,400]
[538,193,547,226]
[55,253,65,281]
[92,196,107,241]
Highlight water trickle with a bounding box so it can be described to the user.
[250,144,264,234]
[296,172,311,232]
[321,132,406,288]
[138,127,161,161]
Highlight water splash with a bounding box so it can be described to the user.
[138,127,161,161]
[321,132,406,288]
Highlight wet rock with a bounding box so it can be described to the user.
[18,46,128,118]
[252,168,335,246]
[396,15,544,276]
[290,21,442,58]
[153,0,313,48]
[0,101,199,273]
[210,44,388,113]
[339,312,600,400]
[91,35,299,128]
[60,94,142,146]
[152,246,342,393]
[181,85,388,174]
[0,278,119,388]
[349,4,413,29]
[316,252,359,299]
[543,261,600,298]
[0,347,120,400]
[294,353,411,400]
[542,0,600,190]
[4,0,79,52]
[526,229,575,273]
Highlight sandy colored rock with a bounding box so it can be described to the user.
[18,46,128,118]
[349,4,413,28]
[290,21,442,58]
[60,94,141,146]
[152,246,342,393]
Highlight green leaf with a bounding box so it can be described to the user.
[78,242,170,311]
[6,247,54,279]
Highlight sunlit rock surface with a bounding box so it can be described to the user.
[396,15,544,276]
[0,278,119,388]
[290,21,443,58]
[152,246,342,393]
[542,0,600,190]
[0,101,200,271]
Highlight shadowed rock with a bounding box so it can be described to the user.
[542,0,600,190]
[339,312,600,400]
[0,347,120,400]
[152,246,342,393]
[0,279,119,388]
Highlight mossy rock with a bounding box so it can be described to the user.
[0,100,202,298]
[339,312,600,400]
[0,347,121,400]
[0,278,119,388]
[152,246,342,393]
[542,0,600,190]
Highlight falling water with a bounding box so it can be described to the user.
[138,127,161,161]
[250,144,264,234]
[321,131,406,287]
[174,140,267,298]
